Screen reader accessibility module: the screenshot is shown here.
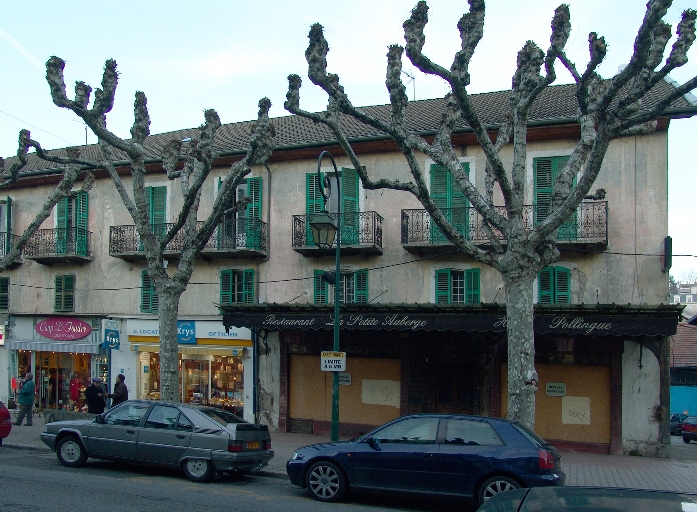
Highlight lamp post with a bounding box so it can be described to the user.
[309,151,341,442]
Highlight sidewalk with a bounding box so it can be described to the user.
[4,413,697,492]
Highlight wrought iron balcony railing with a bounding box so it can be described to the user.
[292,211,384,256]
[402,201,607,249]
[0,231,21,259]
[109,218,267,260]
[24,228,93,262]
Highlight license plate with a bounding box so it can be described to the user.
[246,441,260,450]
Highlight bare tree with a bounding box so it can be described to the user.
[0,131,94,272]
[286,0,697,428]
[27,57,274,401]
[679,269,697,284]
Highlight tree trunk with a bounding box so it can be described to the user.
[158,291,182,402]
[502,275,537,430]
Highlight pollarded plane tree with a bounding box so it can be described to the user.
[26,57,274,401]
[285,0,697,429]
[0,131,94,272]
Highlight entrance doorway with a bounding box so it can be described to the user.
[182,355,211,404]
[434,364,475,415]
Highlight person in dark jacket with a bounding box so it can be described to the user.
[14,373,35,426]
[107,374,128,407]
[85,377,106,414]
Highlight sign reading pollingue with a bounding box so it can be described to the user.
[224,311,678,337]
[35,318,92,341]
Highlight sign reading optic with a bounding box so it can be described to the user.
[35,318,92,341]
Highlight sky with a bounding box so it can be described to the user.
[1,0,695,278]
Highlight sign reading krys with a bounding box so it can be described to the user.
[223,312,678,337]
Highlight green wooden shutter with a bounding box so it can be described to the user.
[5,197,12,254]
[141,270,158,313]
[465,268,480,304]
[148,186,167,239]
[538,267,553,304]
[220,269,233,305]
[75,191,88,256]
[430,165,449,243]
[243,269,255,304]
[56,197,69,254]
[306,173,325,245]
[246,177,262,249]
[314,270,328,304]
[435,268,451,304]
[0,277,9,310]
[355,269,368,303]
[55,275,74,312]
[555,267,571,304]
[341,168,359,245]
[451,162,470,240]
[534,156,577,240]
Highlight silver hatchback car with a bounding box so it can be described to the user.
[41,400,273,482]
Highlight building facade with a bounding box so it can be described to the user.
[0,82,694,456]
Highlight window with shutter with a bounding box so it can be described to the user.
[314,270,328,304]
[538,266,571,304]
[435,268,479,304]
[75,192,89,256]
[147,186,167,239]
[245,177,262,249]
[220,269,255,305]
[306,173,325,246]
[55,275,75,312]
[430,163,470,242]
[0,197,12,256]
[533,156,577,240]
[355,269,368,303]
[0,277,9,311]
[314,269,368,304]
[141,270,159,313]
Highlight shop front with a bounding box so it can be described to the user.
[0,315,107,411]
[122,318,253,419]
[222,302,681,455]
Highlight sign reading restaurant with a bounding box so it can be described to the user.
[223,311,678,337]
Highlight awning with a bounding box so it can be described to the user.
[4,339,102,354]
[129,343,246,356]
[221,303,683,337]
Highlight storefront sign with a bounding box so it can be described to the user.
[177,321,196,344]
[103,329,120,349]
[546,382,566,396]
[197,320,251,340]
[224,311,678,337]
[321,351,346,372]
[0,324,4,345]
[35,317,92,341]
[339,373,352,386]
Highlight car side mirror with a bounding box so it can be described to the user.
[94,414,105,424]
[367,436,380,449]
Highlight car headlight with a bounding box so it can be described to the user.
[291,451,304,461]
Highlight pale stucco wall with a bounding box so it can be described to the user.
[621,340,664,456]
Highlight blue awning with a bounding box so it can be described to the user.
[3,339,101,354]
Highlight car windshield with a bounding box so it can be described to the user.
[198,408,246,426]
[512,422,549,447]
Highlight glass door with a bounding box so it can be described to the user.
[181,356,211,404]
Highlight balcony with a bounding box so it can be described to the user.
[402,201,608,255]
[109,219,268,262]
[292,211,384,257]
[24,228,93,265]
[0,232,23,268]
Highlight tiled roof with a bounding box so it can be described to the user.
[671,323,697,368]
[4,79,696,175]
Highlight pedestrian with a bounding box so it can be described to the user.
[14,372,35,426]
[85,377,106,414]
[107,374,128,407]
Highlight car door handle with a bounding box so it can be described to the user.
[127,430,135,434]
[176,435,186,439]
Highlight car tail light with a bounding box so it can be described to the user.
[264,440,271,450]
[228,440,243,452]
[538,449,555,470]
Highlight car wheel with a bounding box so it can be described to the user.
[182,458,214,482]
[684,437,691,444]
[306,460,347,502]
[56,436,88,467]
[478,476,520,505]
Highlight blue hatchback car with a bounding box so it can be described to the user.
[286,414,565,506]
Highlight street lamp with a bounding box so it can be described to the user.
[309,151,341,442]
